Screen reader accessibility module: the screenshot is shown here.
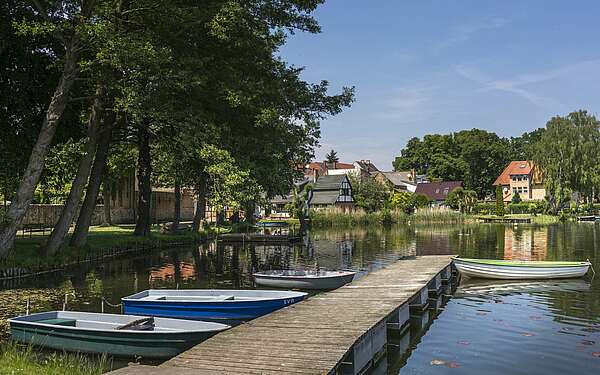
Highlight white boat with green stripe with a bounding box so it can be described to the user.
[453,257,592,280]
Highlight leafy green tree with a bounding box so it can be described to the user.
[393,129,513,198]
[389,191,413,212]
[348,175,389,213]
[325,150,339,163]
[411,193,432,209]
[533,110,599,213]
[445,187,478,213]
[285,186,311,219]
[0,0,97,255]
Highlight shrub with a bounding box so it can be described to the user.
[411,193,431,209]
[495,186,505,216]
[511,192,522,204]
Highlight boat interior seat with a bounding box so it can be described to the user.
[146,295,236,301]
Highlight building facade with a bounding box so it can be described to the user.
[307,174,354,211]
[493,161,545,202]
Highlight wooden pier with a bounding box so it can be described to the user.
[218,233,302,243]
[111,255,454,375]
[477,216,531,223]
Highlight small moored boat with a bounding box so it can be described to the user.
[122,289,307,322]
[453,257,592,280]
[253,269,356,290]
[9,311,229,358]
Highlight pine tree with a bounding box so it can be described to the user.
[326,149,339,163]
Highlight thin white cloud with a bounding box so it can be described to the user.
[377,84,438,123]
[433,17,511,51]
[452,62,596,107]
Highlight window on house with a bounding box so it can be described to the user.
[513,188,517,193]
[443,188,449,195]
[435,189,440,194]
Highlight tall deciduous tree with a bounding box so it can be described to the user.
[534,110,600,212]
[0,0,99,256]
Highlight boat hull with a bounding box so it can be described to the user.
[253,272,356,290]
[9,311,228,359]
[454,259,591,280]
[122,290,307,322]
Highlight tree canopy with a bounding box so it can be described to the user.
[393,128,542,198]
[0,0,354,256]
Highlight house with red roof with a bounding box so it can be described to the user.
[415,181,463,205]
[493,161,545,202]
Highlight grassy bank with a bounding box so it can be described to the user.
[310,207,473,227]
[5,224,219,270]
[0,343,108,375]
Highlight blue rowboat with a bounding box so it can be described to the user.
[122,289,307,323]
[9,311,229,359]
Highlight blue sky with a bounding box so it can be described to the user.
[279,1,600,169]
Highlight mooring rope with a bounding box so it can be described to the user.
[587,259,595,282]
[101,296,123,314]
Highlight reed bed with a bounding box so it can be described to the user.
[309,207,473,227]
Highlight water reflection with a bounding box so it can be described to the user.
[0,223,598,372]
[393,276,600,375]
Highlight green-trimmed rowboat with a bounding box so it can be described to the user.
[9,311,229,358]
[453,257,592,280]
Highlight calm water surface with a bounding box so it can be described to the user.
[1,223,599,374]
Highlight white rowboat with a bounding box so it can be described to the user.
[453,257,592,280]
[253,270,356,290]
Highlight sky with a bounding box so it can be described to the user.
[279,0,600,170]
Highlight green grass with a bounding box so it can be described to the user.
[258,218,300,225]
[5,224,215,270]
[0,343,108,375]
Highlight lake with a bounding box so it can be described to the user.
[1,222,599,373]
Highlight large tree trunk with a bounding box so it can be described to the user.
[70,109,115,247]
[244,200,256,225]
[102,181,112,226]
[192,177,207,232]
[0,40,83,257]
[45,87,105,255]
[171,178,181,233]
[134,125,152,236]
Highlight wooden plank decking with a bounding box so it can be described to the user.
[148,255,454,375]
